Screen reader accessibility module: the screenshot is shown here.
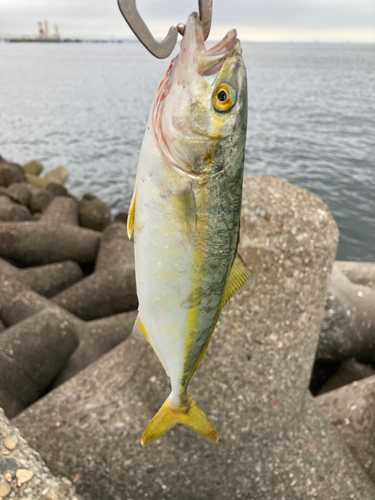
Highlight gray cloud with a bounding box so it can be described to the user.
[0,0,374,41]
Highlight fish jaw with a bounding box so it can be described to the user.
[151,12,246,179]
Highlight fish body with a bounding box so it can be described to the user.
[128,13,250,445]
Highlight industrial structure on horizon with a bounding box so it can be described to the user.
[2,21,61,42]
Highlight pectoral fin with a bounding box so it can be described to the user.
[175,184,197,240]
[219,253,252,313]
[127,187,136,239]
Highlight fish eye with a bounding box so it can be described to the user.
[213,83,236,112]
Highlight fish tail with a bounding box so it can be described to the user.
[141,393,218,446]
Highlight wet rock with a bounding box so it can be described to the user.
[52,222,136,320]
[317,375,375,484]
[53,309,137,386]
[318,359,375,395]
[22,159,43,176]
[0,158,27,187]
[46,182,69,198]
[0,196,31,222]
[41,196,79,226]
[317,264,375,363]
[78,193,111,232]
[13,176,375,500]
[26,166,69,188]
[0,221,101,265]
[6,183,31,206]
[0,308,78,417]
[335,260,375,290]
[0,408,82,499]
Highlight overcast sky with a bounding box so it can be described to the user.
[1,0,374,42]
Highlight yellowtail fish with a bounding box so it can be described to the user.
[127,12,251,446]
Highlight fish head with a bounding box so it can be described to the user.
[152,12,247,179]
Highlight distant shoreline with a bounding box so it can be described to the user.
[1,38,374,45]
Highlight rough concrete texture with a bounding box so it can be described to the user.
[42,196,79,226]
[317,375,375,484]
[0,309,78,418]
[0,272,136,387]
[52,222,137,320]
[0,257,84,298]
[22,159,44,176]
[318,359,375,395]
[317,264,375,363]
[53,309,138,386]
[0,196,31,222]
[18,261,84,298]
[78,193,111,232]
[0,157,27,187]
[335,260,375,290]
[13,176,375,499]
[94,222,134,271]
[0,408,82,500]
[0,221,101,265]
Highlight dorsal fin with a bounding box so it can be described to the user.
[127,187,137,239]
[219,253,252,313]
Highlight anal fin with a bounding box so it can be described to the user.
[219,253,252,313]
[132,314,150,343]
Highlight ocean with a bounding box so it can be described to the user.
[0,41,374,261]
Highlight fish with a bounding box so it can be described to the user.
[127,12,250,446]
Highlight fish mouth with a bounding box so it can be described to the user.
[177,12,240,79]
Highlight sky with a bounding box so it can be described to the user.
[0,0,374,42]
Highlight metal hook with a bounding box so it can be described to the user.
[117,0,213,59]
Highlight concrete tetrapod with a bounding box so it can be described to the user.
[0,272,136,388]
[0,196,31,222]
[317,375,375,484]
[0,408,82,500]
[317,264,375,363]
[0,257,84,298]
[13,176,375,500]
[335,260,375,290]
[51,222,137,320]
[0,219,100,265]
[318,359,375,395]
[0,308,78,418]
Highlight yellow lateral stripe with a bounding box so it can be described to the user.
[187,253,252,384]
[182,184,210,381]
[127,186,136,239]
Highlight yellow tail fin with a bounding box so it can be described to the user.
[141,394,218,446]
